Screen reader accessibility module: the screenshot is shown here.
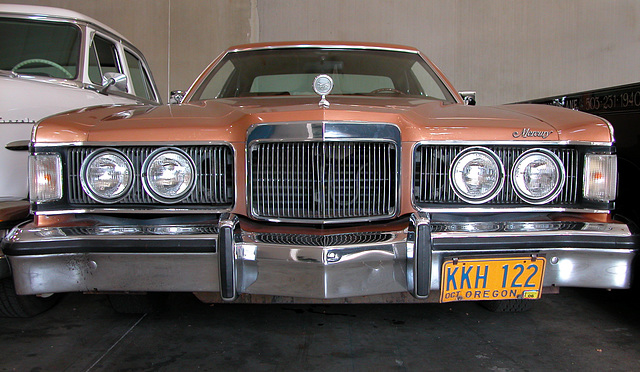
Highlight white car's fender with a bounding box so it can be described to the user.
[0,75,136,199]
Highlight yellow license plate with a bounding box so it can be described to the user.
[440,256,546,303]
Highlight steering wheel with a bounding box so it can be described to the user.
[369,88,406,95]
[12,59,73,79]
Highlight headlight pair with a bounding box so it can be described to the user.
[450,147,565,204]
[81,148,195,204]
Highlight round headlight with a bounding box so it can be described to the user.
[143,148,195,203]
[512,149,565,204]
[81,149,133,203]
[450,147,504,204]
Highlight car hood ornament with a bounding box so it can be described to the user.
[313,74,333,108]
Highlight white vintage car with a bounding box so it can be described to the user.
[0,4,161,315]
[0,5,161,205]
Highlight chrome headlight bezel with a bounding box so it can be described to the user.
[449,147,504,204]
[142,147,196,204]
[511,148,566,205]
[80,149,133,204]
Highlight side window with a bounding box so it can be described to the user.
[125,50,155,101]
[88,35,122,85]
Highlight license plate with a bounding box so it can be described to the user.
[440,256,546,303]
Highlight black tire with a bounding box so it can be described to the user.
[0,278,61,317]
[480,299,534,312]
[108,293,164,314]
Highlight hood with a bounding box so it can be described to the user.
[33,96,613,143]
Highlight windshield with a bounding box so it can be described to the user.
[191,48,455,102]
[0,17,81,79]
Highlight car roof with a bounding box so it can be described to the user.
[0,4,128,41]
[227,41,421,54]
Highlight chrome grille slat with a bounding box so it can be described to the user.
[250,141,397,220]
[67,146,233,207]
[414,145,581,206]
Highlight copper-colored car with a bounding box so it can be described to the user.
[1,42,635,315]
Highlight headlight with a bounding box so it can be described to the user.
[449,147,504,203]
[143,148,195,203]
[81,150,133,203]
[584,154,617,201]
[29,153,62,203]
[512,149,565,204]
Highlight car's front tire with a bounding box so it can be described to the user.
[0,278,61,317]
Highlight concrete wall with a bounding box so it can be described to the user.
[4,0,640,105]
[257,0,640,105]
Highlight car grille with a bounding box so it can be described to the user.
[254,232,394,246]
[414,145,580,207]
[250,141,397,221]
[67,145,233,208]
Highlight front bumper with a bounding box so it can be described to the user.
[1,213,636,301]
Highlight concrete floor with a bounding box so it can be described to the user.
[0,288,639,371]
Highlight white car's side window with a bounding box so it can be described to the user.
[1,17,81,79]
[88,34,122,85]
[124,49,155,101]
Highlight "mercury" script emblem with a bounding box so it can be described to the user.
[512,128,553,139]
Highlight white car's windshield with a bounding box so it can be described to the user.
[192,48,455,102]
[0,17,81,79]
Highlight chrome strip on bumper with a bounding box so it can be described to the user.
[2,214,636,299]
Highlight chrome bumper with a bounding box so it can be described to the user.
[1,213,636,300]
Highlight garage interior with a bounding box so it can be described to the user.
[1,0,640,370]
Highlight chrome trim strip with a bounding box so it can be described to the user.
[247,121,402,144]
[16,220,625,242]
[412,140,613,147]
[32,141,233,148]
[31,206,610,216]
[416,207,609,214]
[228,44,421,54]
[34,208,233,216]
[430,221,631,238]
[4,224,220,243]
[31,140,612,149]
[603,118,615,144]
